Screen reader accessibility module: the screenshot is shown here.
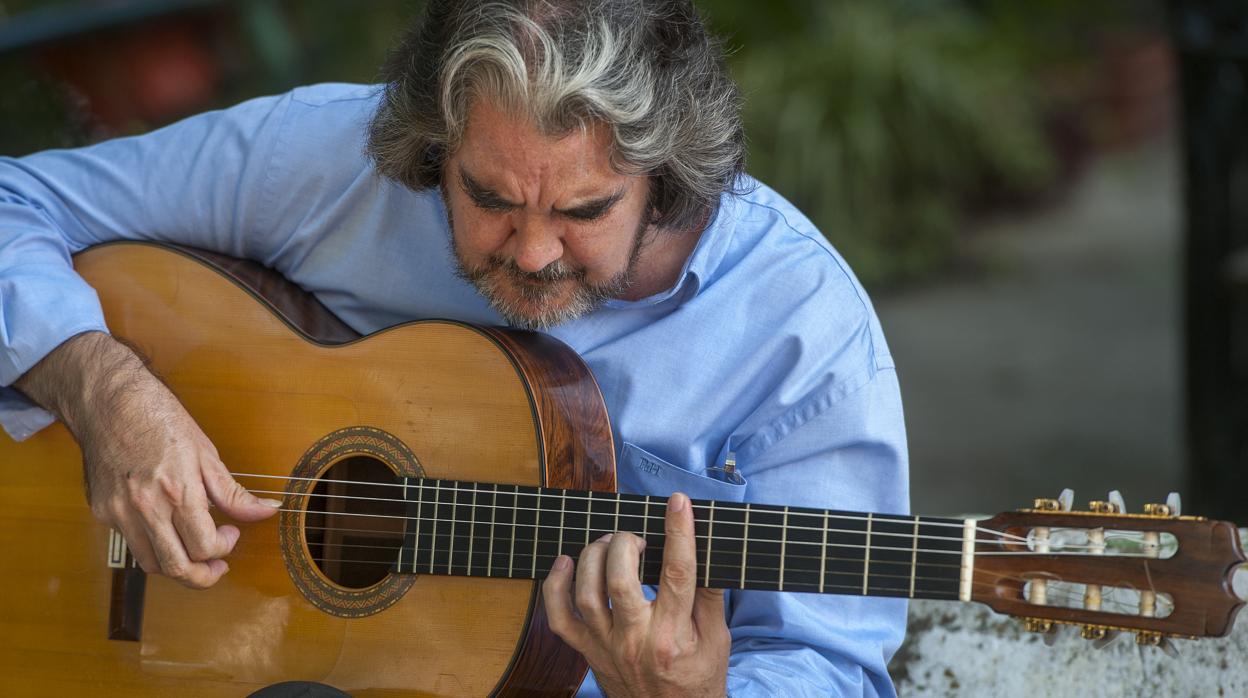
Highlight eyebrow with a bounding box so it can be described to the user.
[458,167,627,219]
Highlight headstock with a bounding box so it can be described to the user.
[971,490,1246,646]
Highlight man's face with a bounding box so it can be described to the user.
[443,100,652,330]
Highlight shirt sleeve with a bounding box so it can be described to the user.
[725,363,910,698]
[0,91,293,441]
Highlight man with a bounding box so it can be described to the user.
[0,1,909,695]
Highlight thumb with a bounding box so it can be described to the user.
[203,458,282,522]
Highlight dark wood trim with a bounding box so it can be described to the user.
[481,327,616,697]
[166,244,361,344]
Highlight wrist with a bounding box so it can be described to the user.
[14,331,142,437]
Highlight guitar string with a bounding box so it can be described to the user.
[248,495,1167,560]
[231,471,1032,544]
[286,521,966,570]
[222,544,1174,616]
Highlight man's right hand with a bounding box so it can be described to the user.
[14,331,280,589]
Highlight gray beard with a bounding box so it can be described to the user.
[446,205,650,331]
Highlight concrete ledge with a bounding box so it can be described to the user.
[891,529,1248,696]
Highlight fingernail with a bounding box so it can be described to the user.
[598,533,614,543]
[554,555,571,571]
[261,498,283,508]
[670,493,687,512]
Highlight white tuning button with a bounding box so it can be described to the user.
[1108,490,1126,513]
[1166,492,1182,517]
[1057,488,1075,512]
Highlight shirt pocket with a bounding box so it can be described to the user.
[617,442,748,503]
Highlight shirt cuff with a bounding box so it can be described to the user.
[0,386,58,441]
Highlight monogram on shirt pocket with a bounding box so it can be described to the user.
[618,442,747,503]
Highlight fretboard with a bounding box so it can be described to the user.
[391,478,966,601]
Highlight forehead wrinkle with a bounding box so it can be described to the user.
[457,100,622,210]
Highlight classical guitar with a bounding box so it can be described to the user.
[1,242,1243,696]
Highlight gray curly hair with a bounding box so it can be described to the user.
[366,0,746,233]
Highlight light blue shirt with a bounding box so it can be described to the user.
[0,83,909,697]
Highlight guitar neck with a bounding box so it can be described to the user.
[389,478,970,602]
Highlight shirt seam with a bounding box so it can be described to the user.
[735,197,880,362]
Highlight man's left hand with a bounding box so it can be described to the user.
[542,492,731,698]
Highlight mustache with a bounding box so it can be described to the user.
[482,255,586,283]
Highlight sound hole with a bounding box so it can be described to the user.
[305,456,406,589]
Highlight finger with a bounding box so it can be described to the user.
[201,455,281,522]
[575,534,615,636]
[542,554,593,651]
[654,492,698,622]
[692,588,728,637]
[605,532,649,626]
[113,512,160,574]
[142,515,227,589]
[172,493,240,562]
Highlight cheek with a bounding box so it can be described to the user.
[449,201,511,256]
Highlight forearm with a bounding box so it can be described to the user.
[12,330,143,440]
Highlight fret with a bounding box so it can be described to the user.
[616,493,648,569]
[909,517,920,598]
[778,506,788,591]
[396,480,407,571]
[530,489,541,578]
[487,484,498,577]
[533,489,565,578]
[427,480,444,574]
[862,513,872,595]
[468,483,493,576]
[415,479,435,574]
[704,499,746,589]
[778,507,825,593]
[823,508,869,596]
[511,485,538,578]
[466,484,477,576]
[557,489,567,559]
[819,510,828,592]
[743,503,784,591]
[451,484,466,576]
[703,501,715,586]
[587,491,616,549]
[563,487,590,557]
[740,503,750,588]
[497,485,518,578]
[867,514,920,598]
[640,496,651,583]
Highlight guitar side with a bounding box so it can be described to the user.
[0,242,615,696]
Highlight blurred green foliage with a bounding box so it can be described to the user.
[706,0,1056,284]
[0,0,1159,285]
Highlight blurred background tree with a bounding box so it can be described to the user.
[0,0,1166,285]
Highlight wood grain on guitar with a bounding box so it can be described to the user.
[0,242,1242,696]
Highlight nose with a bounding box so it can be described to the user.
[510,215,564,273]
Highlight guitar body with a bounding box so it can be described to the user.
[0,242,615,696]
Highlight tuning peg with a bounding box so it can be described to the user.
[1135,631,1163,646]
[1022,617,1053,634]
[1088,500,1119,514]
[1081,624,1108,640]
[1143,502,1172,517]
